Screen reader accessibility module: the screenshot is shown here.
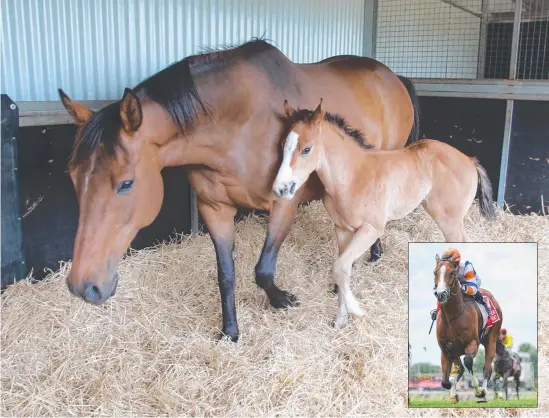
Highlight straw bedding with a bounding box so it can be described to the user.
[1,202,548,417]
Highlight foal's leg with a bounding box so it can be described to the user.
[332,224,381,328]
[422,201,468,242]
[255,198,299,308]
[199,200,239,342]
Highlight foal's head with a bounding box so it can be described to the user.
[433,254,460,304]
[272,99,326,200]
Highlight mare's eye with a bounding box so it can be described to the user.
[302,147,311,155]
[116,180,134,195]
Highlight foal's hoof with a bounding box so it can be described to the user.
[269,289,299,309]
[333,316,349,329]
[477,389,486,399]
[476,398,487,404]
[368,257,382,267]
[450,395,459,404]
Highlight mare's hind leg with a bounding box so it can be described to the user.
[255,198,299,309]
[422,201,468,242]
[332,224,381,328]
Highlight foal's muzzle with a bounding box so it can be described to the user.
[274,181,297,199]
[435,289,450,304]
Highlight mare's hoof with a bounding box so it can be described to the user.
[330,284,339,295]
[476,398,487,403]
[269,289,299,309]
[219,328,239,343]
[450,395,459,404]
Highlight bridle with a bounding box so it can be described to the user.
[434,259,465,322]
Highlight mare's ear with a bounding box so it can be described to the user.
[120,88,143,134]
[58,88,94,126]
[284,100,296,118]
[435,254,440,264]
[311,98,325,124]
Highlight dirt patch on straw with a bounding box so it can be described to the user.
[1,202,548,417]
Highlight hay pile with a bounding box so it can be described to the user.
[1,202,548,417]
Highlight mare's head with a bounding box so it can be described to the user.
[433,253,460,304]
[272,99,326,200]
[60,88,169,304]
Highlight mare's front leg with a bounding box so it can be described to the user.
[463,340,486,401]
[255,198,300,308]
[332,223,381,328]
[199,200,239,342]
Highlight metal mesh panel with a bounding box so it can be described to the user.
[376,0,549,80]
[517,0,549,79]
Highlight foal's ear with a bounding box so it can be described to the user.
[120,88,143,134]
[284,100,296,118]
[58,88,94,126]
[311,98,325,124]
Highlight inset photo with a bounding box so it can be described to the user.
[408,243,538,408]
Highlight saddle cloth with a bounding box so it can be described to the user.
[477,291,500,331]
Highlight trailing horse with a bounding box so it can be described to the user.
[493,340,522,400]
[58,39,419,341]
[272,99,496,328]
[434,256,502,403]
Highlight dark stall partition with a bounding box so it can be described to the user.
[505,101,549,214]
[418,96,506,201]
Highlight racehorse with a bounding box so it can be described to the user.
[272,99,496,328]
[58,39,420,342]
[434,256,502,403]
[493,340,522,400]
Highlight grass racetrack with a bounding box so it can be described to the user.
[409,392,538,408]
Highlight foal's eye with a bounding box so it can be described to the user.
[301,147,311,155]
[116,180,134,195]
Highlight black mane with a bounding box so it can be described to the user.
[71,38,285,167]
[289,109,373,150]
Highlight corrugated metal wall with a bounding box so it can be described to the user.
[1,0,365,101]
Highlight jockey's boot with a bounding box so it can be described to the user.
[474,291,492,316]
[430,309,437,321]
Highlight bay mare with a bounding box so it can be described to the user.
[272,99,496,329]
[434,257,502,403]
[59,39,419,342]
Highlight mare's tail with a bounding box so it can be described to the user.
[398,75,421,146]
[472,157,497,219]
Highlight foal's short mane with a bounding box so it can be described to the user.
[290,109,373,150]
[71,38,285,167]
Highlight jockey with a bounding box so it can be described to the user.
[430,248,492,320]
[501,328,513,349]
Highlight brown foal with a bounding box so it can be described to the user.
[273,99,496,328]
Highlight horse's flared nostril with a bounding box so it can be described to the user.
[82,282,103,305]
[289,182,296,194]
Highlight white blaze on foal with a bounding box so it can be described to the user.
[272,131,299,199]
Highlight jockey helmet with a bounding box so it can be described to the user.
[440,248,461,265]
